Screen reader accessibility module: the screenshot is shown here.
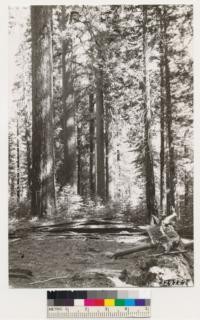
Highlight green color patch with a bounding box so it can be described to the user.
[115,299,125,306]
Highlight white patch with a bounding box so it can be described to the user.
[30,216,39,223]
[46,159,53,176]
[66,117,74,127]
[150,266,177,280]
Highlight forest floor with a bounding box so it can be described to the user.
[9,213,194,288]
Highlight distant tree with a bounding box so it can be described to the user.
[8,128,16,198]
[96,66,105,201]
[105,101,110,201]
[89,92,95,198]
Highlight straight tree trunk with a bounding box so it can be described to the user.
[89,93,95,198]
[163,8,175,215]
[116,112,121,199]
[17,117,20,203]
[25,115,31,199]
[22,53,31,200]
[77,124,82,195]
[96,68,105,201]
[105,102,109,201]
[166,150,171,214]
[142,6,158,223]
[61,7,76,188]
[31,6,56,217]
[159,8,165,216]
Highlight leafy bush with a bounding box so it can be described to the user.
[9,197,31,219]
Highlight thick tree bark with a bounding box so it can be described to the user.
[142,6,158,223]
[96,68,105,201]
[61,7,76,188]
[89,93,95,198]
[159,9,165,216]
[31,6,56,217]
[163,8,175,215]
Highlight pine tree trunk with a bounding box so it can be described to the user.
[105,102,109,201]
[142,6,158,223]
[96,68,105,201]
[89,93,95,198]
[116,113,121,199]
[77,124,82,195]
[26,125,31,199]
[24,112,31,199]
[17,118,20,203]
[166,155,171,214]
[22,58,31,200]
[61,8,76,188]
[159,9,165,216]
[163,8,175,215]
[31,6,56,217]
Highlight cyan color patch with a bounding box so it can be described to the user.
[125,299,136,306]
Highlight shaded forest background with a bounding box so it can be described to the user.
[8,5,193,228]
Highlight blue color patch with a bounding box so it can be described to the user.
[135,299,145,306]
[124,299,136,306]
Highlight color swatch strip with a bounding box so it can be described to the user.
[48,298,150,307]
[47,290,151,308]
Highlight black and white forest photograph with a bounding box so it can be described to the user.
[8,4,193,288]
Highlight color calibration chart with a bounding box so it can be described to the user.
[47,290,151,318]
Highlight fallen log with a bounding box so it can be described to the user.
[110,216,194,260]
[9,268,33,276]
[9,273,31,279]
[150,250,187,258]
[162,212,177,224]
[111,243,157,259]
[9,268,33,279]
[110,238,193,259]
[181,239,193,249]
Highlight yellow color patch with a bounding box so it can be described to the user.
[104,299,115,307]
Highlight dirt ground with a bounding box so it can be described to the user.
[9,235,142,288]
